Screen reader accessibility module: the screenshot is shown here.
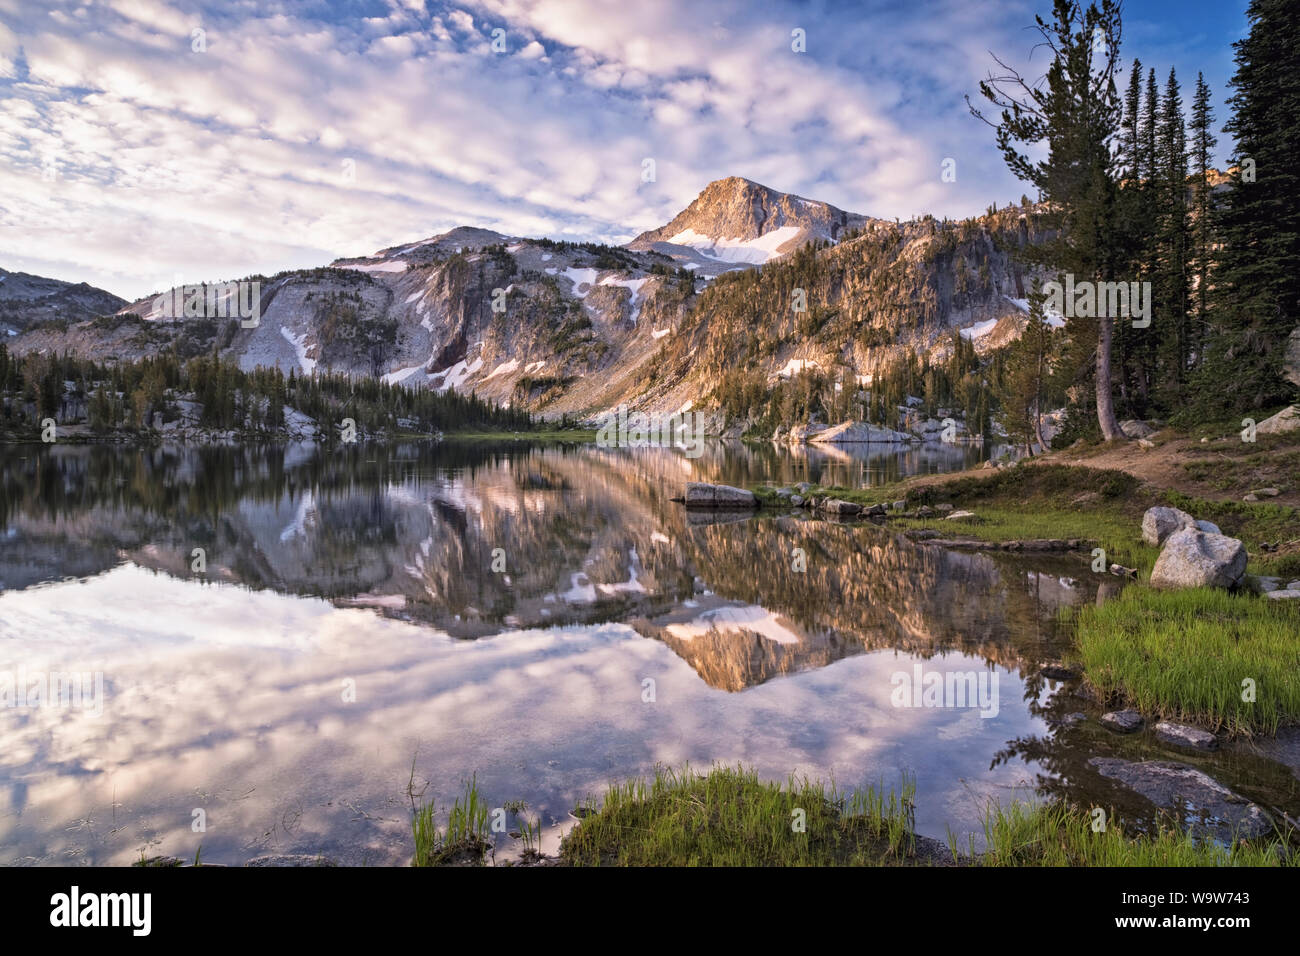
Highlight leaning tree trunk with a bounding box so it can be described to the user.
[1096,314,1125,441]
[1033,398,1047,453]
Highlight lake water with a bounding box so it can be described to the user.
[1,440,1296,865]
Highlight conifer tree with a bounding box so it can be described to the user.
[1195,0,1300,415]
[971,0,1127,440]
[1188,72,1217,359]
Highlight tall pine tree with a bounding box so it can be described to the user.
[970,0,1128,440]
[1195,0,1300,416]
[1189,72,1217,364]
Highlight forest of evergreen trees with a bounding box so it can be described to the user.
[974,0,1299,448]
[716,0,1297,452]
[0,345,536,438]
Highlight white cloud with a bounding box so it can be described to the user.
[0,0,1034,299]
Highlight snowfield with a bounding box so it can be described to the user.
[666,225,803,264]
[960,318,1000,340]
[337,260,408,274]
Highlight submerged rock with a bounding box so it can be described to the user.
[1149,528,1247,590]
[1088,758,1272,841]
[1040,665,1078,681]
[1154,721,1219,752]
[1100,709,1144,733]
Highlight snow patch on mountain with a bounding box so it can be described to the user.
[280,327,317,375]
[960,318,999,340]
[666,225,803,265]
[776,357,820,378]
[484,359,520,380]
[1004,295,1066,328]
[430,355,483,392]
[599,275,649,323]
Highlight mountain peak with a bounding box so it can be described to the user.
[627,177,870,266]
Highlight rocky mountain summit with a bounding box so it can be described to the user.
[628,176,877,266]
[6,178,1046,422]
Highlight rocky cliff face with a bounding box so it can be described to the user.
[6,179,1048,421]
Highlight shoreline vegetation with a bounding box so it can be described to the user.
[404,765,1294,867]
[744,454,1300,741]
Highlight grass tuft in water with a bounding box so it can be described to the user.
[412,775,492,866]
[559,763,921,866]
[1070,585,1300,735]
[970,800,1294,867]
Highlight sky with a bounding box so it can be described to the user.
[0,0,1251,300]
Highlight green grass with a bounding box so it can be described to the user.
[761,465,1158,571]
[890,508,1158,570]
[758,462,1300,576]
[560,764,920,866]
[1071,585,1300,735]
[412,775,492,866]
[970,800,1292,866]
[556,765,1292,866]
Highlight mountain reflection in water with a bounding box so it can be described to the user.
[3,440,1290,866]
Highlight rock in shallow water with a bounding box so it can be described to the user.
[683,482,757,509]
[1101,709,1144,733]
[1040,665,1079,681]
[1154,721,1219,751]
[1088,757,1272,841]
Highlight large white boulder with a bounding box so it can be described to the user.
[684,482,756,509]
[1141,506,1194,546]
[1149,527,1248,589]
[1256,405,1300,435]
